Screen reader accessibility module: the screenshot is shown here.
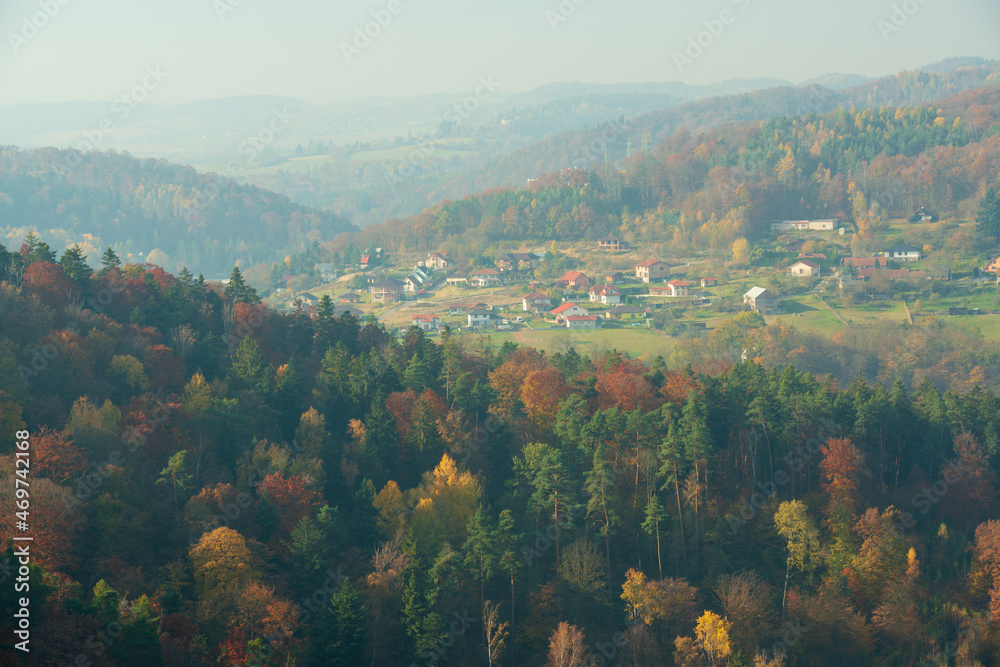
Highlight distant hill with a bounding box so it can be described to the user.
[0,147,354,276]
[799,73,871,90]
[356,85,1000,257]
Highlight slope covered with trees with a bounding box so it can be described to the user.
[2,240,1000,665]
[0,147,355,276]
[358,85,1000,258]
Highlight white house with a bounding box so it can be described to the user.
[786,260,820,277]
[467,309,494,329]
[743,286,780,313]
[588,284,623,305]
[550,302,588,320]
[882,245,922,261]
[411,314,441,332]
[565,315,598,329]
[666,280,690,297]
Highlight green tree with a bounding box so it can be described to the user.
[774,500,820,618]
[227,337,274,395]
[308,579,367,666]
[976,186,1000,241]
[59,244,92,288]
[157,450,193,510]
[101,246,121,269]
[224,266,260,304]
[642,495,668,579]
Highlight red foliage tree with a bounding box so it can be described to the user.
[386,389,418,437]
[23,261,77,309]
[31,426,87,483]
[144,344,188,392]
[256,472,321,546]
[595,360,661,412]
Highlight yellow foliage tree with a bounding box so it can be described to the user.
[732,238,750,265]
[695,611,733,665]
[373,480,408,538]
[189,527,259,595]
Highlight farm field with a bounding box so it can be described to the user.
[482,326,676,359]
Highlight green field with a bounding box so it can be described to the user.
[763,295,844,336]
[350,138,479,162]
[478,326,675,359]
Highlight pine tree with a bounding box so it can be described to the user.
[59,244,92,288]
[976,186,1000,241]
[308,580,367,666]
[224,266,259,304]
[227,337,274,395]
[100,246,121,269]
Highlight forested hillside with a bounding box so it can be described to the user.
[359,86,1000,256]
[246,63,999,228]
[1,241,1000,665]
[0,147,355,277]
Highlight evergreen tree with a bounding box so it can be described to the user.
[227,337,274,395]
[976,186,1000,241]
[100,246,122,269]
[59,244,92,288]
[224,266,260,304]
[308,580,367,666]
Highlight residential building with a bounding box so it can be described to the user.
[846,257,890,269]
[607,305,646,321]
[470,268,505,288]
[743,286,780,313]
[882,245,922,261]
[550,302,588,320]
[597,234,626,252]
[635,260,670,283]
[770,219,836,231]
[556,271,591,290]
[338,292,361,303]
[449,302,488,316]
[295,292,319,307]
[648,284,673,297]
[497,252,541,272]
[422,252,454,270]
[700,277,720,287]
[333,305,363,319]
[588,284,623,305]
[360,254,371,268]
[522,291,552,312]
[370,278,403,303]
[411,314,441,332]
[565,315,598,329]
[315,263,336,280]
[786,260,820,277]
[986,255,1000,274]
[605,271,625,284]
[446,273,468,286]
[666,280,690,297]
[467,309,495,329]
[404,267,433,292]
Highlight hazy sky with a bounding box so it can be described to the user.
[1,0,998,106]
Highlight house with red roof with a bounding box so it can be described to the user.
[411,314,442,332]
[588,284,623,305]
[522,291,552,312]
[786,259,820,277]
[666,280,690,297]
[470,268,506,288]
[550,302,588,320]
[555,271,591,290]
[700,277,720,287]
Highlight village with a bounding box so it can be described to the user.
[268,216,1000,356]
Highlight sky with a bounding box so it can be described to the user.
[0,0,998,106]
